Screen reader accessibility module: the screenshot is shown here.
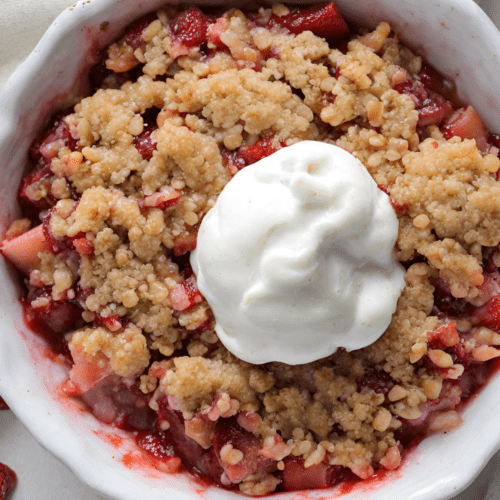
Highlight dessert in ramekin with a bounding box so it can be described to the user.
[1,1,500,499]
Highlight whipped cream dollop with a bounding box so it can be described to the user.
[191,141,405,365]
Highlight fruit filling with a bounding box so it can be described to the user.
[2,2,500,496]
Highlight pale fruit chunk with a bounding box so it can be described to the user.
[1,224,51,275]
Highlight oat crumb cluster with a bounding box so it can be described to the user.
[5,2,500,495]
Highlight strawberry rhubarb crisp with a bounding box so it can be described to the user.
[3,2,500,495]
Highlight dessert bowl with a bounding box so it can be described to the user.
[1,0,500,499]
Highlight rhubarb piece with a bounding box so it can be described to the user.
[269,3,350,41]
[68,344,112,393]
[0,463,17,500]
[1,224,51,275]
[212,417,277,483]
[442,106,489,152]
[282,456,352,490]
[73,237,94,256]
[25,293,83,335]
[158,404,225,483]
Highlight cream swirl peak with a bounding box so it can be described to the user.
[191,141,405,365]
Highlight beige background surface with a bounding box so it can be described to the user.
[0,1,500,499]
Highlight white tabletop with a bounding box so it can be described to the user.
[1,1,500,499]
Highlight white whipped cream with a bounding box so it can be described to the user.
[191,141,405,365]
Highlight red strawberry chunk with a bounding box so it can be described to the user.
[225,137,287,175]
[0,463,17,500]
[0,397,8,411]
[442,106,489,153]
[394,80,453,127]
[282,456,352,491]
[472,293,500,332]
[170,276,203,311]
[18,164,55,214]
[427,323,460,350]
[31,119,77,161]
[238,137,281,165]
[173,231,197,256]
[357,367,395,396]
[417,91,453,127]
[170,8,211,58]
[98,314,123,332]
[136,431,183,472]
[124,13,157,50]
[269,3,350,42]
[1,224,52,275]
[488,132,500,155]
[144,187,181,210]
[133,122,158,160]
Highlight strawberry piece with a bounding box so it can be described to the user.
[418,64,449,95]
[377,185,408,217]
[173,231,197,256]
[143,187,181,210]
[136,431,182,472]
[432,281,473,316]
[97,314,123,332]
[473,293,500,332]
[282,456,352,491]
[18,164,54,213]
[238,137,281,165]
[68,344,112,393]
[170,276,203,311]
[73,237,94,256]
[25,292,83,335]
[30,118,76,161]
[427,323,460,349]
[224,136,286,174]
[489,132,500,151]
[417,91,453,127]
[394,80,453,127]
[1,224,52,275]
[357,366,395,396]
[0,463,17,500]
[442,106,489,153]
[42,211,75,255]
[124,13,157,50]
[133,109,159,160]
[0,397,8,411]
[170,7,211,58]
[269,3,350,42]
[393,79,413,94]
